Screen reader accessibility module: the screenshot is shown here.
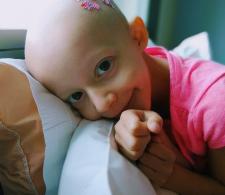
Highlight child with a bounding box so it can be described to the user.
[25,0,225,194]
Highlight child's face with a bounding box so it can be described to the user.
[49,27,151,120]
[26,3,152,120]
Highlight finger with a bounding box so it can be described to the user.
[122,110,163,134]
[138,164,167,187]
[119,110,150,136]
[115,131,150,152]
[115,134,144,160]
[147,142,176,163]
[139,153,172,175]
[145,111,163,134]
[115,121,150,150]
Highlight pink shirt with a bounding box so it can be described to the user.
[145,47,225,169]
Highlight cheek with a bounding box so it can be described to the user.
[73,101,101,120]
[122,66,146,88]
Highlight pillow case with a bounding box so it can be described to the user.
[0,62,45,195]
[172,32,211,60]
[58,119,157,195]
[0,59,81,195]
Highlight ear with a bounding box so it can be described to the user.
[129,17,149,50]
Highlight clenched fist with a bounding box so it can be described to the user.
[114,109,163,161]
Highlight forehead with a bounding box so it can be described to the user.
[33,3,130,96]
[77,13,129,45]
[43,30,120,98]
[56,10,130,71]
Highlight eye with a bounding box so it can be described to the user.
[68,91,83,104]
[95,58,113,77]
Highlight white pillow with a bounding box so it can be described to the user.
[172,32,211,60]
[58,119,157,195]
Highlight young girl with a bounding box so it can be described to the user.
[25,0,225,194]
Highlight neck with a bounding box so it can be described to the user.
[143,52,170,118]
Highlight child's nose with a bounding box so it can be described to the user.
[88,90,117,114]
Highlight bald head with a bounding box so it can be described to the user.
[25,0,129,89]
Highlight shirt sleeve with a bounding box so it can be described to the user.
[194,75,225,149]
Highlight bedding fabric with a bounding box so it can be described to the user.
[58,119,157,195]
[0,63,45,195]
[0,59,81,195]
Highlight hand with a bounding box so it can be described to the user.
[114,109,163,161]
[137,138,176,187]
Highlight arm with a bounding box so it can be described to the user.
[164,148,225,195]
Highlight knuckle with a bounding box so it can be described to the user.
[127,138,141,151]
[114,122,125,134]
[114,122,121,133]
[130,151,142,161]
[152,111,163,120]
[120,110,131,119]
[129,121,140,134]
[115,134,124,148]
[159,177,167,186]
[154,175,167,186]
[127,142,136,151]
[114,133,120,142]
[162,163,174,175]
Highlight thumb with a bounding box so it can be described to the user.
[144,111,163,134]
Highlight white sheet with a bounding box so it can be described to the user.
[59,119,157,195]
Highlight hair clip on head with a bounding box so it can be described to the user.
[103,0,114,7]
[76,0,100,11]
[76,0,114,11]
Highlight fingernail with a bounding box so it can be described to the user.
[148,122,161,133]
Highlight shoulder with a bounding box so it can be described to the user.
[192,72,225,149]
[193,60,225,117]
[171,57,225,105]
[170,58,225,148]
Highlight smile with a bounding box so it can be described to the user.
[122,89,135,111]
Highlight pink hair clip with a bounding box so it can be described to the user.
[76,0,100,11]
[76,0,114,11]
[103,0,114,7]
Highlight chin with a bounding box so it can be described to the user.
[102,111,122,119]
